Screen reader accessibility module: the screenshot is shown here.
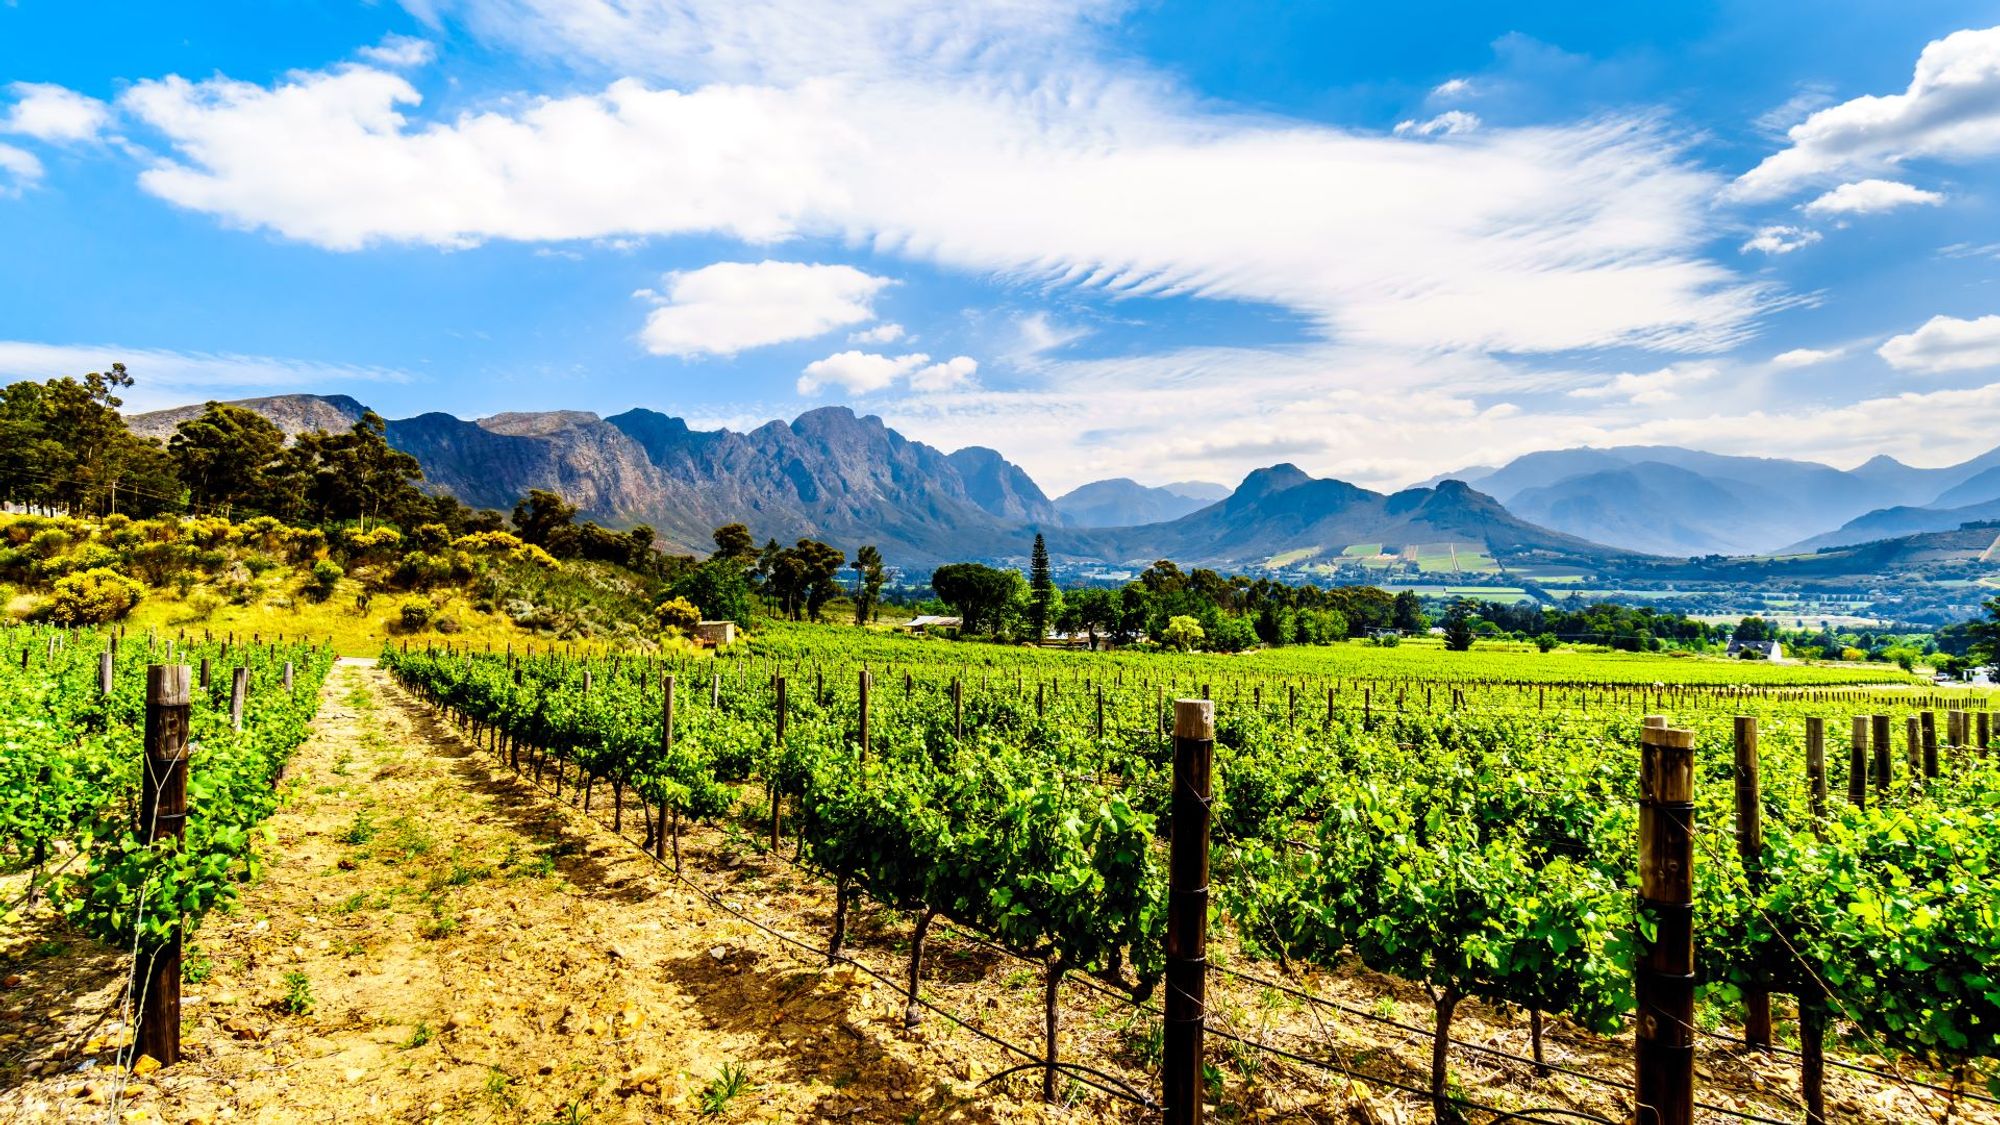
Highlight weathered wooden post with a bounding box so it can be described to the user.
[99,648,114,696]
[952,677,964,742]
[1164,699,1214,1125]
[1734,716,1771,1048]
[1871,714,1891,794]
[1848,717,1868,808]
[1805,717,1826,822]
[1906,716,1923,791]
[283,661,295,695]
[1923,711,1940,779]
[858,669,872,762]
[136,664,192,1067]
[229,666,248,732]
[198,656,211,690]
[1637,719,1697,1125]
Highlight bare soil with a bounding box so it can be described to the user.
[1,660,1991,1125]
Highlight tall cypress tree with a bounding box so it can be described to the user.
[1029,532,1054,641]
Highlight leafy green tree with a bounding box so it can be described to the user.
[1442,598,1476,651]
[850,544,886,626]
[930,562,1024,635]
[711,522,759,565]
[512,489,579,554]
[169,402,285,516]
[669,559,756,629]
[1160,614,1203,652]
[1392,590,1427,633]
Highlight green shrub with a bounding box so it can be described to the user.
[47,568,144,625]
[399,598,435,632]
[304,558,343,602]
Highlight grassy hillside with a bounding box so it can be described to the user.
[0,514,691,657]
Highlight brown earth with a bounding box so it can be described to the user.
[2,660,1992,1125]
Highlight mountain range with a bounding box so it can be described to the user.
[126,393,2000,570]
[1435,445,2000,557]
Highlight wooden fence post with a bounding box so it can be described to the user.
[1637,719,1697,1125]
[1848,717,1867,808]
[283,661,294,695]
[1906,716,1922,792]
[1734,717,1771,1048]
[229,666,248,732]
[858,670,872,762]
[1805,717,1825,822]
[1871,715,1891,794]
[1164,699,1214,1125]
[136,664,192,1067]
[1923,711,1940,778]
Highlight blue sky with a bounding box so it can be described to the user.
[4,1,2000,496]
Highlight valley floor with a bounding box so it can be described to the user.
[1,663,1989,1124]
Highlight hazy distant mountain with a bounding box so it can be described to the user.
[1930,465,2000,509]
[1785,496,2000,553]
[127,393,368,441]
[128,396,1043,564]
[1051,465,1622,567]
[1054,478,1219,528]
[1450,444,2000,556]
[1163,480,1230,501]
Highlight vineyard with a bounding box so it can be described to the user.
[357,630,2000,1123]
[0,625,332,1111]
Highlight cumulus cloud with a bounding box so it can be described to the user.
[796,349,975,394]
[101,3,1774,356]
[4,82,110,142]
[1802,179,1944,216]
[1878,314,2000,374]
[358,34,438,67]
[636,261,892,357]
[909,355,976,390]
[1770,346,1845,367]
[1740,225,1820,255]
[0,143,41,194]
[849,322,906,344]
[1732,25,2000,201]
[1566,361,1722,405]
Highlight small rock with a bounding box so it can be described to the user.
[131,1054,162,1077]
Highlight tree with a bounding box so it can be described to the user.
[711,522,759,565]
[1442,598,1476,651]
[1060,587,1119,650]
[930,562,1025,635]
[1392,590,1427,634]
[1964,598,2000,668]
[765,539,845,621]
[1734,616,1776,644]
[169,402,285,515]
[851,545,886,626]
[512,489,580,555]
[1161,615,1204,652]
[1028,533,1054,640]
[669,559,756,630]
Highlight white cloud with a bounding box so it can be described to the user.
[0,143,41,194]
[1877,314,2000,374]
[1802,179,1944,216]
[1430,78,1474,99]
[4,82,110,142]
[110,15,1774,355]
[1393,110,1480,137]
[636,260,891,357]
[910,355,976,390]
[1740,225,1820,255]
[1014,311,1088,355]
[796,349,976,394]
[1732,25,2000,201]
[358,34,438,68]
[849,322,906,344]
[0,340,413,411]
[1566,361,1722,405]
[797,350,927,394]
[1770,346,1845,368]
